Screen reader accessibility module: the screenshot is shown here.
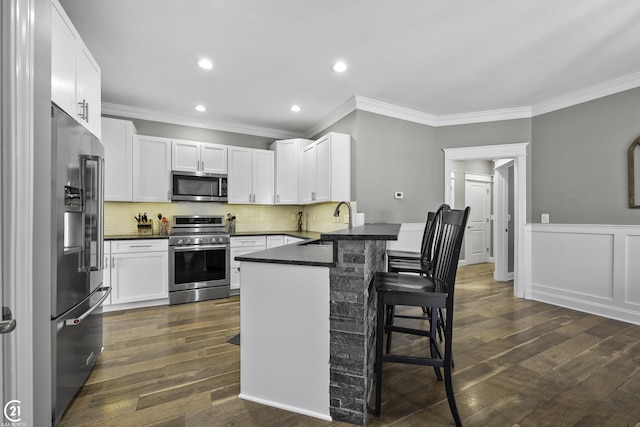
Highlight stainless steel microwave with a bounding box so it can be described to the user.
[171,171,228,202]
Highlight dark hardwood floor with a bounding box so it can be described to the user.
[60,263,640,426]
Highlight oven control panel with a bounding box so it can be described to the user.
[169,234,230,246]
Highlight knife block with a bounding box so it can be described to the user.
[137,221,153,235]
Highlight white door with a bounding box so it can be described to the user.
[465,179,491,264]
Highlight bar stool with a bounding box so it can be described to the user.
[373,207,470,427]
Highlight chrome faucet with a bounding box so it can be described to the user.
[333,201,353,229]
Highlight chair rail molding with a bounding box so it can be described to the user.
[530,223,640,326]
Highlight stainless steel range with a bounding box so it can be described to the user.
[168,215,230,305]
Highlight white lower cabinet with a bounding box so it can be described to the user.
[230,236,267,291]
[266,235,285,248]
[104,240,168,308]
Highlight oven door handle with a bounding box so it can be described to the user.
[173,244,228,251]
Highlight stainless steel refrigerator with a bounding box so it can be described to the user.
[50,104,110,425]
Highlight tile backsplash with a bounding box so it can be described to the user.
[105,201,358,235]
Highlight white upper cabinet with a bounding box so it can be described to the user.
[102,117,135,201]
[228,147,274,204]
[134,135,172,202]
[301,132,351,204]
[51,0,101,138]
[270,138,313,205]
[172,139,227,174]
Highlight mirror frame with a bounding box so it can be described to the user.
[629,136,640,208]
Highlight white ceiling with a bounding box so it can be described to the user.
[59,0,640,138]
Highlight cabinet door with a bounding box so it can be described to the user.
[230,246,264,290]
[51,1,76,116]
[171,139,200,172]
[252,149,274,205]
[284,236,304,245]
[134,135,171,202]
[111,251,168,304]
[227,146,253,204]
[75,40,101,137]
[314,136,332,203]
[201,143,228,174]
[102,118,134,201]
[274,140,300,204]
[266,235,284,248]
[301,144,316,204]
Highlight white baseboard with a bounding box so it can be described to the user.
[238,393,332,421]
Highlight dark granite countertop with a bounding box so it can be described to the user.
[320,223,401,241]
[230,230,321,240]
[106,230,321,241]
[234,223,400,267]
[234,243,334,267]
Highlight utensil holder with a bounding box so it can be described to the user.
[159,221,169,235]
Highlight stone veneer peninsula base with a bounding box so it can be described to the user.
[328,239,386,425]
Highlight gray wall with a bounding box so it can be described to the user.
[436,118,533,222]
[104,115,275,150]
[532,87,640,224]
[318,111,531,223]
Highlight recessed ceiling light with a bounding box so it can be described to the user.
[290,105,301,113]
[196,58,213,70]
[195,105,206,112]
[331,61,348,73]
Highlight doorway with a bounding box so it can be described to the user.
[443,143,528,298]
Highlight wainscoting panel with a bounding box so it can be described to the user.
[626,235,640,305]
[530,224,640,325]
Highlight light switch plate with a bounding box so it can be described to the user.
[541,213,550,224]
[394,191,404,199]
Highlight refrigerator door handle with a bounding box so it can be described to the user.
[63,287,111,328]
[0,306,17,334]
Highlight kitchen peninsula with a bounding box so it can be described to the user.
[236,223,400,425]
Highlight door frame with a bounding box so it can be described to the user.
[443,143,528,298]
[1,0,37,424]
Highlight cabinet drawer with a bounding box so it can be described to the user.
[230,236,267,248]
[110,239,168,253]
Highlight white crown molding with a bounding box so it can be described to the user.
[303,96,357,138]
[435,106,533,126]
[101,102,304,140]
[531,71,640,116]
[354,95,440,126]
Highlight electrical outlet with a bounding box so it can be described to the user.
[541,213,549,224]
[312,214,316,222]
[394,191,404,199]
[290,214,295,221]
